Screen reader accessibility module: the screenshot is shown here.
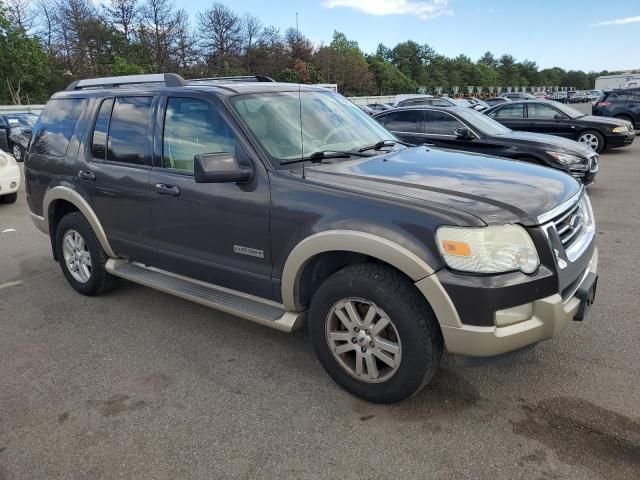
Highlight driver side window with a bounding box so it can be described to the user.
[162,97,235,172]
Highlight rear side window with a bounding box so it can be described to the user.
[31,98,86,157]
[490,104,524,119]
[384,110,419,133]
[107,97,152,165]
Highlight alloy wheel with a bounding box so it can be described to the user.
[578,133,599,151]
[12,144,22,161]
[325,298,402,383]
[62,229,92,283]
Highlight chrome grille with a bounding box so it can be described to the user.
[552,200,584,248]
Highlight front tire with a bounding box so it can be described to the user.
[55,212,118,296]
[308,264,443,403]
[577,130,605,153]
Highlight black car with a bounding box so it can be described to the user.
[593,88,640,130]
[24,73,598,403]
[484,100,635,153]
[0,112,39,161]
[373,106,599,185]
[367,103,392,112]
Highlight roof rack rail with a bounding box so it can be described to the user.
[189,75,275,83]
[66,73,187,90]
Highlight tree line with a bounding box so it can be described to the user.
[0,0,620,104]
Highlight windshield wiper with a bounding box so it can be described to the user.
[281,150,370,166]
[358,139,410,152]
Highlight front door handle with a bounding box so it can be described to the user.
[78,170,96,181]
[154,183,180,196]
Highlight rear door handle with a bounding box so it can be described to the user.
[154,183,180,196]
[78,170,96,181]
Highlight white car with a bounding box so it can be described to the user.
[0,148,20,204]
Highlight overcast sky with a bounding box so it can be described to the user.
[172,0,639,72]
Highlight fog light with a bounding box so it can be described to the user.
[10,182,17,189]
[495,303,533,327]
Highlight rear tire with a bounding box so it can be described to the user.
[577,130,605,153]
[55,212,118,296]
[2,192,17,204]
[308,263,443,404]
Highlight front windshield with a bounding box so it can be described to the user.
[456,108,512,136]
[231,90,393,167]
[551,102,586,118]
[6,114,38,128]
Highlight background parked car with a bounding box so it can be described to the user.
[356,104,376,116]
[484,100,635,153]
[484,97,510,107]
[0,112,38,162]
[502,92,537,100]
[587,89,604,103]
[367,103,392,112]
[533,91,550,99]
[593,88,640,130]
[550,91,568,103]
[373,106,598,185]
[569,91,588,103]
[0,148,20,204]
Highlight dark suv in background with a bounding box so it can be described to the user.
[593,88,640,130]
[25,74,598,403]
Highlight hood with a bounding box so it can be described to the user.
[498,130,593,156]
[305,147,581,226]
[579,114,630,128]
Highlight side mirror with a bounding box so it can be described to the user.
[454,127,472,140]
[194,152,253,184]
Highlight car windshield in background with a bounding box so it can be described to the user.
[457,108,511,136]
[231,90,394,168]
[6,114,38,128]
[551,102,586,118]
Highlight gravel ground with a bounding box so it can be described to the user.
[1,142,639,480]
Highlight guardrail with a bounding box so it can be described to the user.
[0,105,45,114]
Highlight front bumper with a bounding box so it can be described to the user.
[606,132,635,148]
[0,169,20,195]
[435,247,598,358]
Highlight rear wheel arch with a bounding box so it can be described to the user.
[43,186,117,259]
[613,113,635,129]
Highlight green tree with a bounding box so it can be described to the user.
[367,56,416,94]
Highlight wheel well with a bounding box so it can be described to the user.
[614,113,635,128]
[577,129,606,149]
[48,200,79,260]
[296,251,413,308]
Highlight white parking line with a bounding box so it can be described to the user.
[0,280,23,290]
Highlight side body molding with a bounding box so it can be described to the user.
[41,186,118,258]
[281,230,435,311]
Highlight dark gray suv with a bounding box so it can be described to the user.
[25,74,598,403]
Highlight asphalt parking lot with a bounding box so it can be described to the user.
[1,143,639,480]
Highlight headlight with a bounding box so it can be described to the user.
[546,151,587,166]
[436,225,539,274]
[612,126,629,133]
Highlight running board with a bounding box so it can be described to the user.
[105,259,305,332]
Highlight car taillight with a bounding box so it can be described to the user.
[595,102,610,107]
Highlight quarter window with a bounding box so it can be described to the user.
[31,98,86,157]
[162,98,236,172]
[384,110,419,133]
[107,97,152,165]
[422,111,465,135]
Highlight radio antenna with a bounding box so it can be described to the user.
[296,12,305,179]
